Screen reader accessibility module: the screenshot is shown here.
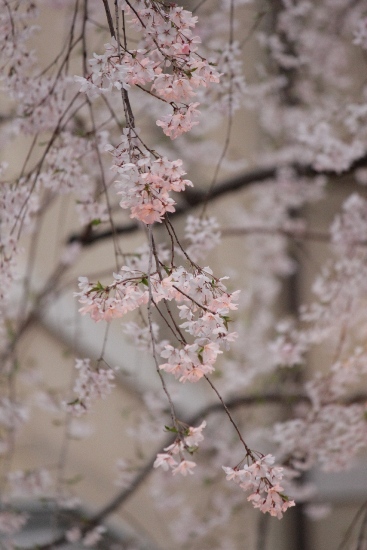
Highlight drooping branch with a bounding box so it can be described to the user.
[88,389,367,525]
[37,388,367,548]
[38,390,306,549]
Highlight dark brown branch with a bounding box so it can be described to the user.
[101,0,116,38]
[67,154,367,246]
[222,226,330,242]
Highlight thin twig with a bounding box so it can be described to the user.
[147,226,178,430]
[201,0,235,216]
[204,375,252,455]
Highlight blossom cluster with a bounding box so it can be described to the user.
[154,420,206,476]
[0,511,28,536]
[107,130,193,223]
[181,215,221,262]
[0,1,38,101]
[38,130,109,225]
[0,165,39,308]
[0,396,29,461]
[76,263,239,381]
[66,525,107,547]
[353,17,367,49]
[5,0,367,543]
[207,40,247,115]
[76,1,220,139]
[7,468,52,499]
[65,359,115,416]
[159,267,239,382]
[273,403,367,473]
[223,454,295,518]
[122,321,169,355]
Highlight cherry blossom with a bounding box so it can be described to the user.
[65,359,115,416]
[3,0,367,547]
[7,469,53,499]
[223,454,295,518]
[156,102,201,139]
[106,130,193,223]
[154,421,206,476]
[180,215,221,262]
[0,511,28,536]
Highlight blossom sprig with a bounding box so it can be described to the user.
[107,130,193,224]
[223,453,295,519]
[179,215,221,262]
[122,0,221,93]
[154,420,207,476]
[66,525,107,547]
[7,468,53,499]
[159,266,239,382]
[0,1,39,97]
[75,274,151,322]
[3,0,367,544]
[75,246,168,322]
[65,359,115,416]
[76,1,220,139]
[353,17,367,50]
[122,321,169,355]
[74,38,156,98]
[156,102,201,139]
[0,511,28,536]
[76,261,239,379]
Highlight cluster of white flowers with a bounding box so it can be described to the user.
[75,38,156,97]
[77,261,239,382]
[331,193,367,256]
[122,321,169,355]
[223,454,295,518]
[353,17,367,49]
[0,511,28,536]
[76,1,220,140]
[7,469,52,499]
[5,0,367,543]
[268,320,307,368]
[65,359,115,416]
[273,403,367,473]
[107,130,193,224]
[158,267,239,382]
[182,215,221,262]
[154,421,206,476]
[66,525,106,547]
[0,166,39,313]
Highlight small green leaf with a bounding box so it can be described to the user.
[164,425,178,433]
[91,281,105,292]
[67,399,80,406]
[220,315,231,329]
